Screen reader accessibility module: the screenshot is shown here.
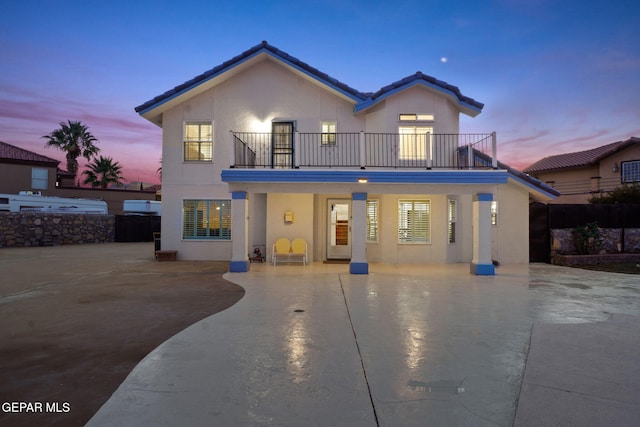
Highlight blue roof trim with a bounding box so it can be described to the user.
[136,41,482,118]
[221,169,508,184]
[507,172,559,199]
[354,76,483,114]
[136,41,367,115]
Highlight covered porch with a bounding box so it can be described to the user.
[223,169,507,275]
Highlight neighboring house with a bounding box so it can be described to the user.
[0,141,61,195]
[0,140,158,214]
[524,137,640,203]
[135,41,557,275]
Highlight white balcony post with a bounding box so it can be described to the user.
[359,131,366,168]
[294,131,300,168]
[467,142,473,169]
[426,132,433,169]
[229,130,235,167]
[491,131,498,169]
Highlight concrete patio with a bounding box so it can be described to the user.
[88,262,640,426]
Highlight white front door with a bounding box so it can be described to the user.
[327,199,351,259]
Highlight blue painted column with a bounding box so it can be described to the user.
[350,192,368,274]
[471,193,495,275]
[230,191,249,272]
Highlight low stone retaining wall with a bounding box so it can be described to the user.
[0,212,115,248]
[551,228,640,255]
[553,253,640,266]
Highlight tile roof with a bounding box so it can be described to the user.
[0,141,60,166]
[523,137,640,174]
[135,41,483,117]
[460,145,560,198]
[355,71,484,113]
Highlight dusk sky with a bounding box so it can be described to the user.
[2,0,638,185]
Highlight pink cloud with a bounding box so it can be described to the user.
[0,90,162,185]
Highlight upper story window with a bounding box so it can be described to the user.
[621,160,640,183]
[184,122,213,161]
[399,113,434,122]
[398,126,432,160]
[321,121,337,145]
[32,167,48,190]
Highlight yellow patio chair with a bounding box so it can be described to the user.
[272,237,291,265]
[291,238,308,265]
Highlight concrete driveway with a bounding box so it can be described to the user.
[88,262,640,426]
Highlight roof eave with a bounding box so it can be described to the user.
[353,79,483,117]
[136,45,365,125]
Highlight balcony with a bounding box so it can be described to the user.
[231,131,497,169]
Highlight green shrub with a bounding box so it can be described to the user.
[571,222,604,255]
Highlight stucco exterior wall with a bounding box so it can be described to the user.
[266,193,314,262]
[492,183,530,263]
[364,85,460,134]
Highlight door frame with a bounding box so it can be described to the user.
[271,121,294,169]
[327,198,351,260]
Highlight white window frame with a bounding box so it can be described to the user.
[321,121,337,146]
[184,122,213,162]
[398,126,432,160]
[621,160,640,183]
[491,201,498,226]
[448,199,457,244]
[31,167,48,190]
[399,113,434,122]
[182,199,231,240]
[398,199,431,244]
[366,199,379,243]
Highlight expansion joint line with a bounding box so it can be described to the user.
[338,274,380,427]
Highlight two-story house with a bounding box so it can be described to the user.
[135,41,557,275]
[0,141,62,194]
[524,137,640,203]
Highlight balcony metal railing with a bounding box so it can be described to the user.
[230,131,497,169]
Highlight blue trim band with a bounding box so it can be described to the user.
[474,193,493,202]
[470,263,495,275]
[222,169,508,185]
[230,260,250,272]
[231,191,248,199]
[350,262,369,274]
[352,192,367,201]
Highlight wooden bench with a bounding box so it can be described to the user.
[155,250,177,261]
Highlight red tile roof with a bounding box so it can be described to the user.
[0,141,60,166]
[523,137,640,174]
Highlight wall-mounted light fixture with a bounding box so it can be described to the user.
[612,162,619,173]
[357,178,368,183]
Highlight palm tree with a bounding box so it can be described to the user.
[83,156,124,188]
[42,120,100,184]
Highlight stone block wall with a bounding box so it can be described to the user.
[551,227,640,256]
[0,213,115,248]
